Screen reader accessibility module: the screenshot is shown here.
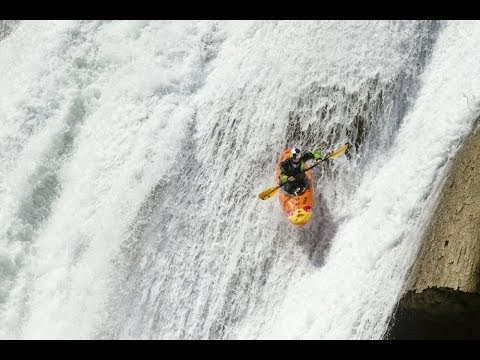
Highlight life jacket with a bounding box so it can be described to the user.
[279,157,306,177]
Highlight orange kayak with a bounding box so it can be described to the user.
[274,149,314,226]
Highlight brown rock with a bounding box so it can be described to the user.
[388,119,480,339]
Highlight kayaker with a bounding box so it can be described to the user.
[278,147,322,196]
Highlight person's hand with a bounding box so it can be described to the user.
[312,149,322,160]
[288,176,295,182]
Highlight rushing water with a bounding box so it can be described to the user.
[1,20,479,339]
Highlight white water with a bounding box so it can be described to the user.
[264,21,480,339]
[0,20,478,339]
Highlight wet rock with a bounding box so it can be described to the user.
[388,118,480,339]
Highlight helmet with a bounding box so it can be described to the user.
[291,147,301,160]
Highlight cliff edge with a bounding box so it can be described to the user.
[388,118,480,339]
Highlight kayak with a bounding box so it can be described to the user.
[274,149,314,226]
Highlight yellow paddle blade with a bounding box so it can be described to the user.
[258,185,280,200]
[327,143,349,159]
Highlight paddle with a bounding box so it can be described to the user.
[258,143,350,200]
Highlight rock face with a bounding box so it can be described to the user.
[387,119,480,339]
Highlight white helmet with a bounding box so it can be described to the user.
[291,147,301,160]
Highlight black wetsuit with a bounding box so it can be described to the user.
[279,152,316,195]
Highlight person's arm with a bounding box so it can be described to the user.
[279,162,292,183]
[302,149,322,162]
